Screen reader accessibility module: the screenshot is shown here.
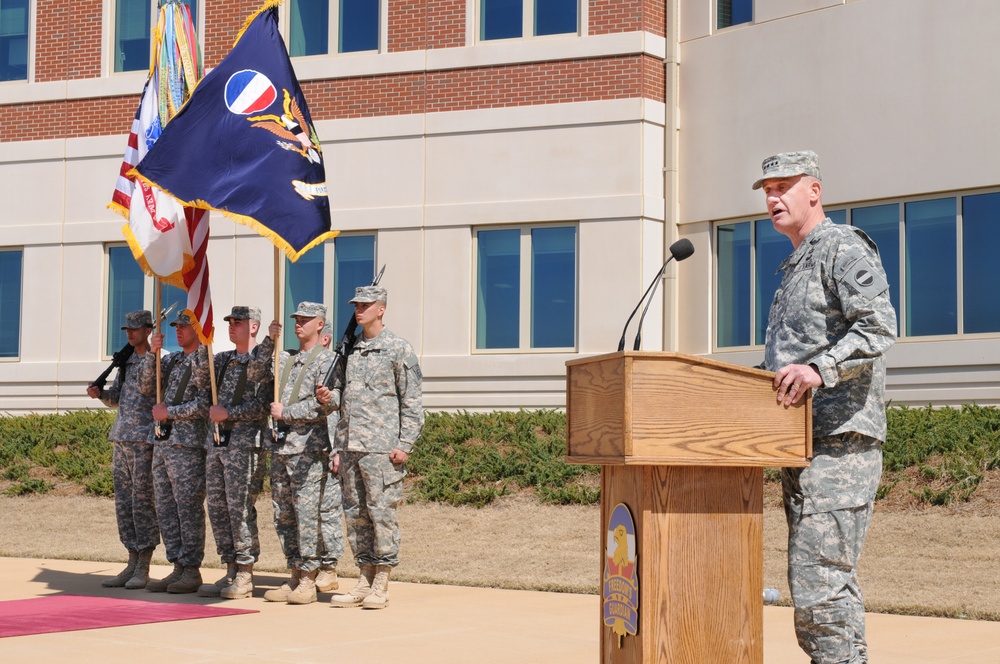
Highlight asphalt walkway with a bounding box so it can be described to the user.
[0,558,997,663]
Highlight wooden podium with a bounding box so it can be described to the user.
[566,352,812,663]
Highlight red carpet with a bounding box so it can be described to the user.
[0,595,257,638]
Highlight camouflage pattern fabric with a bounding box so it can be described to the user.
[205,349,270,566]
[319,411,344,569]
[270,450,330,573]
[247,336,336,455]
[765,219,895,664]
[112,442,159,553]
[341,451,405,567]
[336,327,423,568]
[99,350,159,553]
[152,444,207,567]
[334,328,423,455]
[139,347,210,567]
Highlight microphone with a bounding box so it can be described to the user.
[617,238,695,352]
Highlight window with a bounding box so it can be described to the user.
[716,190,1000,348]
[480,0,578,41]
[475,225,577,350]
[283,234,376,350]
[289,0,379,56]
[106,245,185,354]
[0,0,29,81]
[717,0,752,29]
[114,0,198,73]
[0,249,22,359]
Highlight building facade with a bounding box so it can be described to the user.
[0,0,997,413]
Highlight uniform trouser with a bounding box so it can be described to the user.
[205,445,265,566]
[112,441,159,553]
[783,469,876,664]
[318,466,344,569]
[271,450,328,573]
[152,444,207,568]
[341,451,405,568]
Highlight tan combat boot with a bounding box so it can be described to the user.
[102,551,138,588]
[125,550,153,589]
[263,568,301,602]
[167,566,203,593]
[361,565,391,609]
[198,562,238,597]
[316,567,339,592]
[146,563,184,593]
[287,569,318,605]
[330,565,375,608]
[220,563,254,599]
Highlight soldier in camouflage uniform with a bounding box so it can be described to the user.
[138,310,211,594]
[315,322,344,593]
[199,306,271,600]
[247,302,336,605]
[87,310,159,589]
[755,151,896,664]
[326,286,423,610]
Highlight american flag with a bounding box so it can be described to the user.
[108,3,213,344]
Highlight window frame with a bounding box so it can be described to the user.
[472,223,579,354]
[713,187,1000,352]
[477,0,583,43]
[282,0,387,58]
[108,0,202,76]
[281,233,378,351]
[0,247,23,361]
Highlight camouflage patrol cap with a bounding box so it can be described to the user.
[349,286,388,305]
[169,311,195,327]
[752,150,822,190]
[224,306,261,322]
[320,321,332,336]
[121,310,153,330]
[290,301,326,319]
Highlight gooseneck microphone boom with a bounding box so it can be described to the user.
[617,238,695,352]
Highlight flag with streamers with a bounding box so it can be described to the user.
[109,1,214,344]
[132,0,337,262]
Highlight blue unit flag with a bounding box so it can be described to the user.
[134,1,337,261]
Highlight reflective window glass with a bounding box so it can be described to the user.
[0,0,29,81]
[718,0,752,29]
[290,0,329,56]
[107,246,145,356]
[284,250,325,350]
[530,227,575,348]
[340,0,379,52]
[716,222,750,347]
[754,219,786,345]
[477,229,520,349]
[962,193,1000,333]
[905,198,957,336]
[115,0,152,72]
[535,0,577,36]
[333,235,376,336]
[0,249,22,358]
[482,0,522,40]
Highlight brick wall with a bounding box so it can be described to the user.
[3,1,668,141]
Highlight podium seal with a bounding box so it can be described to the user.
[603,502,639,647]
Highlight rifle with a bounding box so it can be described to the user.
[321,264,386,390]
[90,302,179,393]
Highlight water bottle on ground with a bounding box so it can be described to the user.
[763,587,781,604]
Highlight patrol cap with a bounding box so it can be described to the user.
[349,286,388,305]
[121,310,153,330]
[224,305,261,322]
[169,311,195,327]
[290,301,326,319]
[752,150,821,190]
[320,321,332,336]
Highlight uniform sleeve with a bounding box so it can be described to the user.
[394,348,424,453]
[281,354,337,424]
[136,351,158,398]
[99,368,124,409]
[808,238,897,389]
[226,375,271,422]
[247,336,276,382]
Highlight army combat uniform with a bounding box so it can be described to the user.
[202,324,271,598]
[332,308,423,609]
[764,218,896,664]
[248,305,336,602]
[138,318,211,593]
[96,311,159,588]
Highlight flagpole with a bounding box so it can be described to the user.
[207,343,220,444]
[271,247,281,438]
[155,278,163,404]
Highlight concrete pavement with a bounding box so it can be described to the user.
[0,558,997,663]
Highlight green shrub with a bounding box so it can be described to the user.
[4,478,54,496]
